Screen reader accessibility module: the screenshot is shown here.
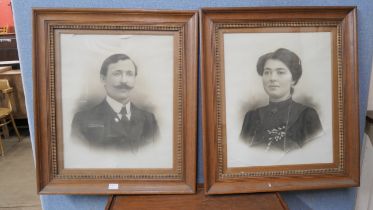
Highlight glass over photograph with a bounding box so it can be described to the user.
[60,34,174,169]
[225,32,333,167]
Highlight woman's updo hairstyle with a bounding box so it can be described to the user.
[256,48,302,85]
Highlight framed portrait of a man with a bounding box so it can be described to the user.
[33,9,198,194]
[201,7,359,194]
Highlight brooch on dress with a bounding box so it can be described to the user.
[265,125,286,151]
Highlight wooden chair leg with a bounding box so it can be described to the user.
[1,119,9,138]
[0,135,3,156]
[9,114,21,142]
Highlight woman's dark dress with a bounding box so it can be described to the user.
[240,98,322,152]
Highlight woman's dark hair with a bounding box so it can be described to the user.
[100,53,138,76]
[256,48,302,85]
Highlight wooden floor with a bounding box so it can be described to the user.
[0,136,41,210]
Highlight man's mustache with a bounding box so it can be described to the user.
[114,83,134,90]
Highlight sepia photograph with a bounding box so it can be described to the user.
[224,32,333,167]
[61,34,174,169]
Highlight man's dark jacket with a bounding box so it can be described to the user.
[72,100,158,151]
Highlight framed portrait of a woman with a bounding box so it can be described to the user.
[201,7,359,194]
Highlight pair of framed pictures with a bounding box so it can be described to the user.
[33,7,359,195]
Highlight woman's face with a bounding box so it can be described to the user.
[262,59,295,101]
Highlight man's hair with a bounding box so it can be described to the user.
[100,53,138,76]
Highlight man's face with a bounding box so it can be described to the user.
[101,59,136,103]
[262,59,295,101]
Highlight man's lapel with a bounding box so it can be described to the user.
[100,100,127,138]
[127,104,145,140]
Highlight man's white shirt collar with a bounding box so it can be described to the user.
[106,96,131,120]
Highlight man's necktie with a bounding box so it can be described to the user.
[120,107,127,120]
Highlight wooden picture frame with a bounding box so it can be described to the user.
[201,7,359,194]
[33,9,198,194]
